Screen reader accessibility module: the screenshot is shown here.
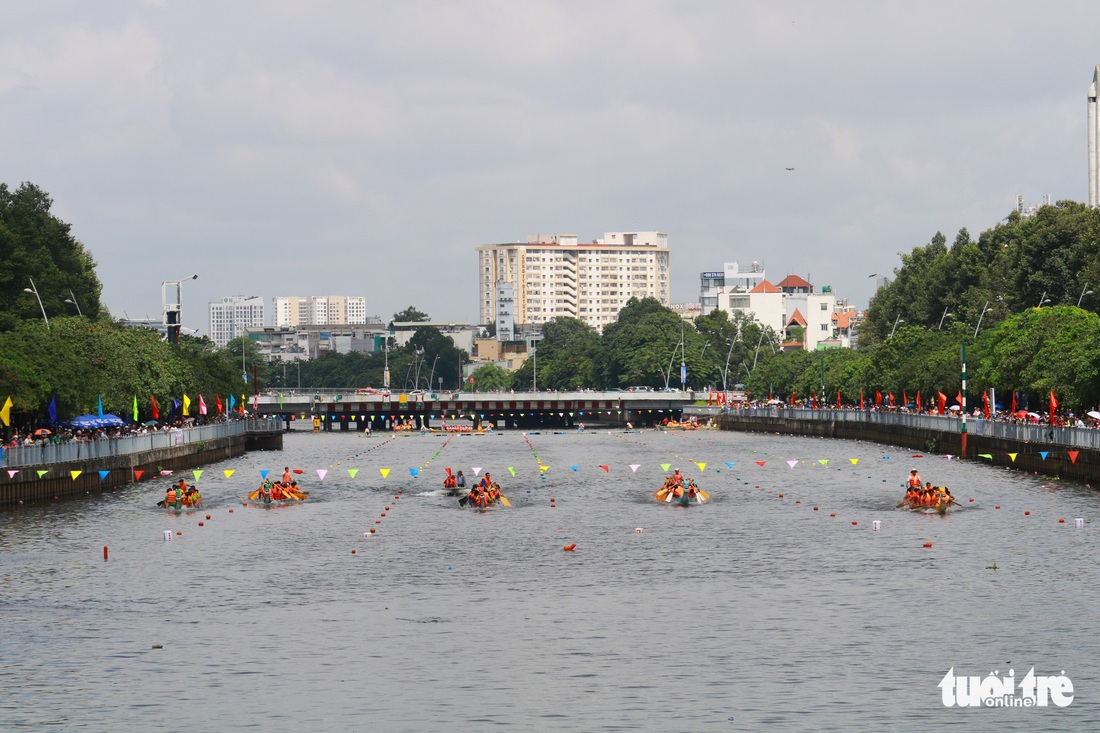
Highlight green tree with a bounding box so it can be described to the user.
[468,363,511,392]
[0,182,103,331]
[391,306,431,325]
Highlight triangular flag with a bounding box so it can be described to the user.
[755,461,766,466]
[379,468,390,478]
[98,470,110,481]
[630,464,640,472]
[849,458,859,465]
[70,470,81,480]
[508,466,516,477]
[600,465,610,472]
[161,470,173,476]
[725,462,735,468]
[946,455,954,460]
[695,462,706,472]
[818,459,828,466]
[348,468,359,478]
[133,470,144,481]
[1,395,14,426]
[787,460,798,469]
[193,470,203,482]
[1039,451,1049,460]
[260,469,270,479]
[540,465,549,472]
[1069,451,1079,464]
[979,453,993,460]
[472,467,483,475]
[7,470,17,478]
[570,466,579,471]
[317,469,327,480]
[410,467,420,477]
[224,469,235,478]
[661,463,672,472]
[1008,453,1017,462]
[37,470,48,478]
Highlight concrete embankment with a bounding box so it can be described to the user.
[716,414,1099,485]
[1,431,283,508]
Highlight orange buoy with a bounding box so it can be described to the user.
[969,498,974,502]
[923,542,933,548]
[851,521,858,526]
[778,493,784,498]
[995,506,1001,509]
[1059,518,1066,523]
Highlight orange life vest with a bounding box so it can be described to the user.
[166,489,178,505]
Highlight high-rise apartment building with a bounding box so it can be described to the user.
[478,231,670,331]
[209,296,265,348]
[1089,65,1099,207]
[272,296,368,327]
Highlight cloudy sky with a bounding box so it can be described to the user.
[4,1,1098,335]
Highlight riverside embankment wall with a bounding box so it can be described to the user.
[716,413,1100,485]
[0,431,283,508]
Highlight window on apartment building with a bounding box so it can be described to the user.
[820,303,828,311]
[821,324,829,331]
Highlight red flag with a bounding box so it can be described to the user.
[875,390,883,406]
[888,392,895,407]
[216,394,223,414]
[983,391,990,419]
[811,392,817,409]
[903,391,908,407]
[937,391,947,415]
[860,390,865,410]
[1050,390,1058,424]
[916,390,921,413]
[791,389,796,405]
[199,394,208,416]
[956,390,963,407]
[837,389,841,409]
[151,395,159,420]
[1011,391,1017,414]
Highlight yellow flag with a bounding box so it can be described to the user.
[182,394,191,416]
[0,396,11,427]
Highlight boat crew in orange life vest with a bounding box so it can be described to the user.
[907,469,922,489]
[282,467,293,485]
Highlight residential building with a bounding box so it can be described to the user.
[477,231,671,331]
[715,274,838,351]
[272,295,369,327]
[209,296,265,348]
[699,261,766,315]
[1090,64,1099,207]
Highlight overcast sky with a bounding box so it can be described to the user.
[4,1,1099,335]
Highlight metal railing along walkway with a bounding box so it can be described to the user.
[0,418,282,468]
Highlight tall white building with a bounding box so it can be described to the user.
[272,296,368,327]
[700,261,766,315]
[478,231,671,331]
[209,296,265,348]
[1090,65,1099,207]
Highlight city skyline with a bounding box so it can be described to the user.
[4,4,1098,334]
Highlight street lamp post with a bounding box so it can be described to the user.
[1037,291,1051,307]
[888,314,904,338]
[427,355,440,393]
[23,278,49,329]
[974,300,991,338]
[1078,283,1094,307]
[64,290,82,316]
[938,305,952,329]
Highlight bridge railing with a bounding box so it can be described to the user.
[0,418,282,469]
[697,406,1100,450]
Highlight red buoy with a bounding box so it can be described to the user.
[198,521,204,526]
[923,542,933,548]
[103,546,108,561]
[830,513,836,517]
[351,549,357,554]
[206,514,211,520]
[1025,511,1030,516]
[1059,518,1066,523]
[813,506,819,511]
[851,521,858,526]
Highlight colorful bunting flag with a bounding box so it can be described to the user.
[695,462,706,472]
[508,466,516,477]
[0,396,11,427]
[98,470,109,481]
[37,470,48,478]
[787,460,798,469]
[660,463,672,472]
[70,470,81,480]
[348,468,359,478]
[316,469,327,480]
[630,464,640,472]
[379,468,390,478]
[133,470,144,481]
[192,470,203,482]
[224,470,235,478]
[600,465,610,472]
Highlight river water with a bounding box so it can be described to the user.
[2,428,1098,731]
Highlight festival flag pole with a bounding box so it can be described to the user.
[960,341,968,460]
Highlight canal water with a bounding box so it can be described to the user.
[2,428,1098,731]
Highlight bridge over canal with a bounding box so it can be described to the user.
[253,390,702,431]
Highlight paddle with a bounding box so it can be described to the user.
[459,494,469,507]
[696,489,710,502]
[498,491,511,507]
[654,488,669,502]
[156,499,165,507]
